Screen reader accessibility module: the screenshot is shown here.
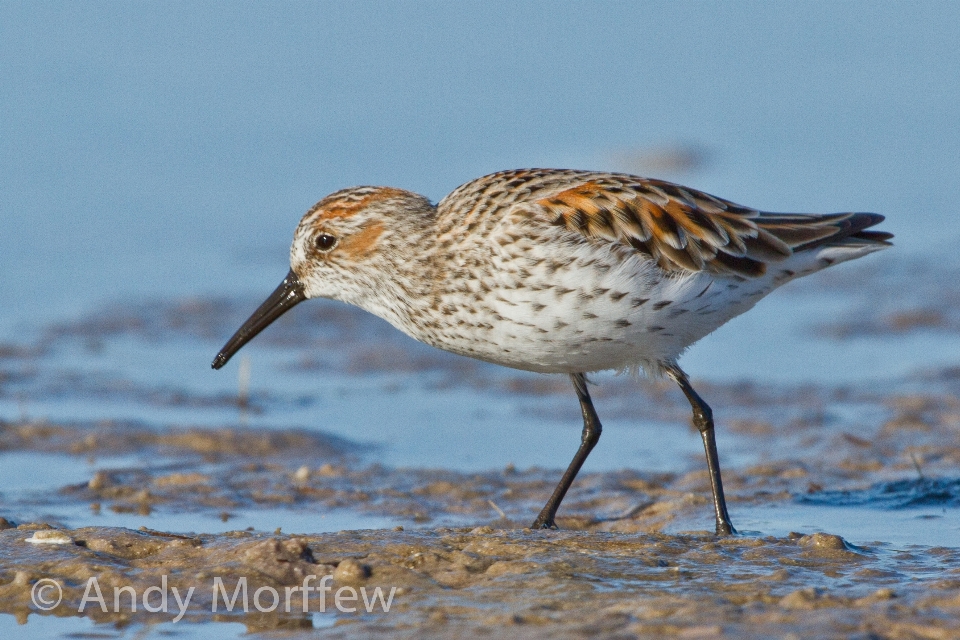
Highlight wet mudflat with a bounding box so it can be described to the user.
[0,260,959,637]
[2,523,959,639]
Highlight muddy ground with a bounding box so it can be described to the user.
[3,522,960,639]
[0,378,958,639]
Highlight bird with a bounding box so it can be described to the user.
[212,168,892,535]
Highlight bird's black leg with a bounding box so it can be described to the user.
[664,363,736,535]
[532,373,602,529]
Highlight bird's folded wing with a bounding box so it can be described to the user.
[515,177,885,278]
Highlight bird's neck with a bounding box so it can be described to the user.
[340,208,443,341]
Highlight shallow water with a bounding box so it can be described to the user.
[0,615,249,640]
[736,503,960,549]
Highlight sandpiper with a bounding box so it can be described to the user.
[213,169,891,534]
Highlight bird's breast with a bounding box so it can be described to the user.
[404,247,753,374]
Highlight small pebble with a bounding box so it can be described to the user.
[334,558,370,582]
[293,465,311,482]
[797,532,850,551]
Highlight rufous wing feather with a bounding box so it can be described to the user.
[538,177,889,277]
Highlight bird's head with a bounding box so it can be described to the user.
[212,186,434,370]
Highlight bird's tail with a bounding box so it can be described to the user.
[757,212,892,275]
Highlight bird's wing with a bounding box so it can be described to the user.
[507,174,889,278]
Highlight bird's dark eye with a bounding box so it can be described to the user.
[315,233,338,252]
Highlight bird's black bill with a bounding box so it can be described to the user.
[212,270,306,370]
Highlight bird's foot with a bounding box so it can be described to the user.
[531,513,559,530]
[715,520,737,536]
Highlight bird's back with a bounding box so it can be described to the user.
[437,169,889,275]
